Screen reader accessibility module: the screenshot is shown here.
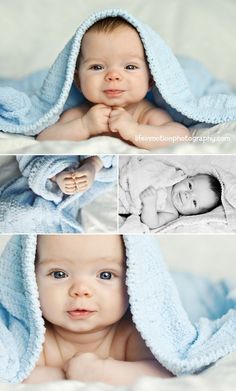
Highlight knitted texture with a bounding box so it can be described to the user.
[1,235,236,383]
[0,9,235,135]
[0,155,117,233]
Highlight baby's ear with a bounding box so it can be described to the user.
[74,69,80,90]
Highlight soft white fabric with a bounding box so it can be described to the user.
[1,351,236,390]
[0,122,235,154]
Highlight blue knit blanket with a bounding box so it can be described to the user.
[0,155,117,233]
[0,9,235,136]
[1,235,236,383]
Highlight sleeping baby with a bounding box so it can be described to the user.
[140,174,221,229]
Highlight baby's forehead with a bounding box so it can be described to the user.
[36,235,125,266]
[192,174,210,183]
[81,25,142,49]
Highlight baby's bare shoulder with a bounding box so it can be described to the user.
[110,312,135,360]
[139,100,173,125]
[111,312,154,361]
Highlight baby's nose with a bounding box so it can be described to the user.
[105,70,121,81]
[69,281,92,298]
[184,191,190,200]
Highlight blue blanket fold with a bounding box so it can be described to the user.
[1,235,236,383]
[0,155,117,233]
[0,9,235,136]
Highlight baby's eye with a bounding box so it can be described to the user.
[125,64,138,70]
[99,271,113,280]
[50,270,68,279]
[193,200,197,207]
[89,64,104,71]
[188,182,192,190]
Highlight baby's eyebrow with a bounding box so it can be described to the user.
[94,257,125,267]
[36,258,72,266]
[82,55,146,63]
[82,57,104,63]
[37,257,124,267]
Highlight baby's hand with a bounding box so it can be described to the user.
[53,171,77,195]
[64,352,103,382]
[72,161,96,192]
[108,107,138,141]
[81,104,112,136]
[140,186,157,203]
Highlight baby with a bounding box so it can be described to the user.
[37,17,189,150]
[140,174,221,229]
[24,235,171,384]
[50,156,103,195]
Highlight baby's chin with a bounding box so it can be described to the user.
[88,96,136,108]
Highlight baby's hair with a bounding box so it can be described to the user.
[76,16,148,71]
[208,174,222,207]
[86,16,136,34]
[35,244,38,265]
[196,174,221,215]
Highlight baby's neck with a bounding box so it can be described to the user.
[49,321,118,357]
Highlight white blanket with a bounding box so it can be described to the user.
[0,122,235,154]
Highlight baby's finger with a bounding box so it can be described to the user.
[65,186,77,192]
[73,173,87,180]
[111,106,125,113]
[76,185,88,192]
[65,181,77,187]
[63,172,74,178]
[65,181,76,187]
[64,178,76,185]
[64,189,76,195]
[76,178,88,185]
[64,185,76,191]
[77,185,89,192]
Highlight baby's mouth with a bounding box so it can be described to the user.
[103,89,125,97]
[67,308,96,318]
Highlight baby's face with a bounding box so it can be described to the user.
[76,25,151,108]
[36,235,128,334]
[171,174,217,215]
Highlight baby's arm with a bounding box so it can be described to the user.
[23,350,65,383]
[64,329,171,385]
[23,366,65,383]
[109,106,189,150]
[50,171,77,195]
[140,186,176,229]
[36,104,112,141]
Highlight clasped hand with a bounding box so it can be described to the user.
[140,186,157,203]
[64,352,104,382]
[82,104,138,140]
[54,163,96,195]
